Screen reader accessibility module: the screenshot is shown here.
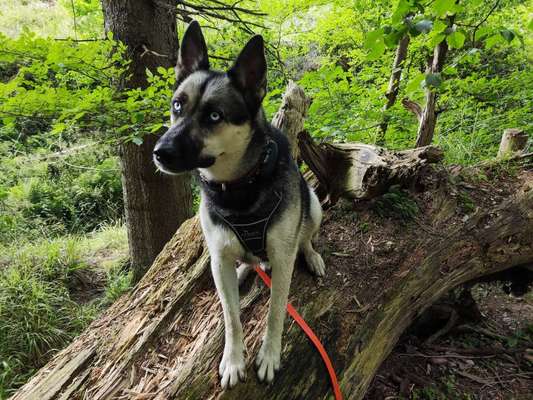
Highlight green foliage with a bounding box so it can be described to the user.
[0,225,128,395]
[0,145,123,243]
[0,240,96,396]
[279,0,532,161]
[103,264,132,305]
[373,185,419,221]
[0,31,177,148]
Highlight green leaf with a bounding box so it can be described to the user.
[424,73,442,89]
[149,123,164,133]
[364,29,383,49]
[131,112,145,123]
[364,29,385,59]
[73,111,86,121]
[156,66,167,75]
[391,0,414,24]
[447,31,465,49]
[433,20,448,34]
[406,72,425,94]
[132,137,143,146]
[429,33,446,48]
[500,29,515,43]
[475,26,492,41]
[145,68,153,78]
[432,0,456,17]
[485,33,503,48]
[414,20,433,34]
[384,29,404,47]
[51,123,66,134]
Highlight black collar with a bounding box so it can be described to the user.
[199,139,279,192]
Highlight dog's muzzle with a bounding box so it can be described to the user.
[153,130,215,174]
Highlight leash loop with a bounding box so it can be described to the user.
[253,265,343,400]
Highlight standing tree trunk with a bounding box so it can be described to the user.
[377,34,410,144]
[415,38,448,147]
[271,80,311,161]
[101,0,193,281]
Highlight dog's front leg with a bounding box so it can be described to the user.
[211,254,246,389]
[256,248,297,383]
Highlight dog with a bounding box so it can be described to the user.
[153,21,325,389]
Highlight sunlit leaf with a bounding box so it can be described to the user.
[432,0,457,17]
[447,31,465,49]
[406,72,425,94]
[485,33,503,48]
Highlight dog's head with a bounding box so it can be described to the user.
[153,21,267,175]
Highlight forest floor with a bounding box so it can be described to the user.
[310,161,533,400]
[365,284,533,400]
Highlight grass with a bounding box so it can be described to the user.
[0,223,130,397]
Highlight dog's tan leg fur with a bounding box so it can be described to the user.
[300,188,325,276]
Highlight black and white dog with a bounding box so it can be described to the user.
[153,21,325,389]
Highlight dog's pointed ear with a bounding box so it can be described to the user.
[228,35,267,111]
[176,21,209,83]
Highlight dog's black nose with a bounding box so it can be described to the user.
[153,145,176,166]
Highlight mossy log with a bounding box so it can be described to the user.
[11,167,533,400]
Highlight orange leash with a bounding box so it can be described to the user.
[253,265,343,400]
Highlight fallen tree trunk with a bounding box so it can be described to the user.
[298,130,443,204]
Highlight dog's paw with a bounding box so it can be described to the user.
[255,340,280,383]
[219,350,246,389]
[305,250,326,277]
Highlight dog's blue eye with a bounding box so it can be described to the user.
[173,100,182,114]
[209,111,221,122]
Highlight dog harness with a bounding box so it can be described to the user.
[200,139,282,260]
[212,191,282,260]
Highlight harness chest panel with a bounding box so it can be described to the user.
[212,191,283,260]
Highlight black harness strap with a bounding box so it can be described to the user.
[212,191,283,260]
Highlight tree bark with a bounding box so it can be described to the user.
[415,39,449,147]
[377,35,411,144]
[401,97,422,121]
[271,80,311,161]
[11,163,533,400]
[101,0,193,280]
